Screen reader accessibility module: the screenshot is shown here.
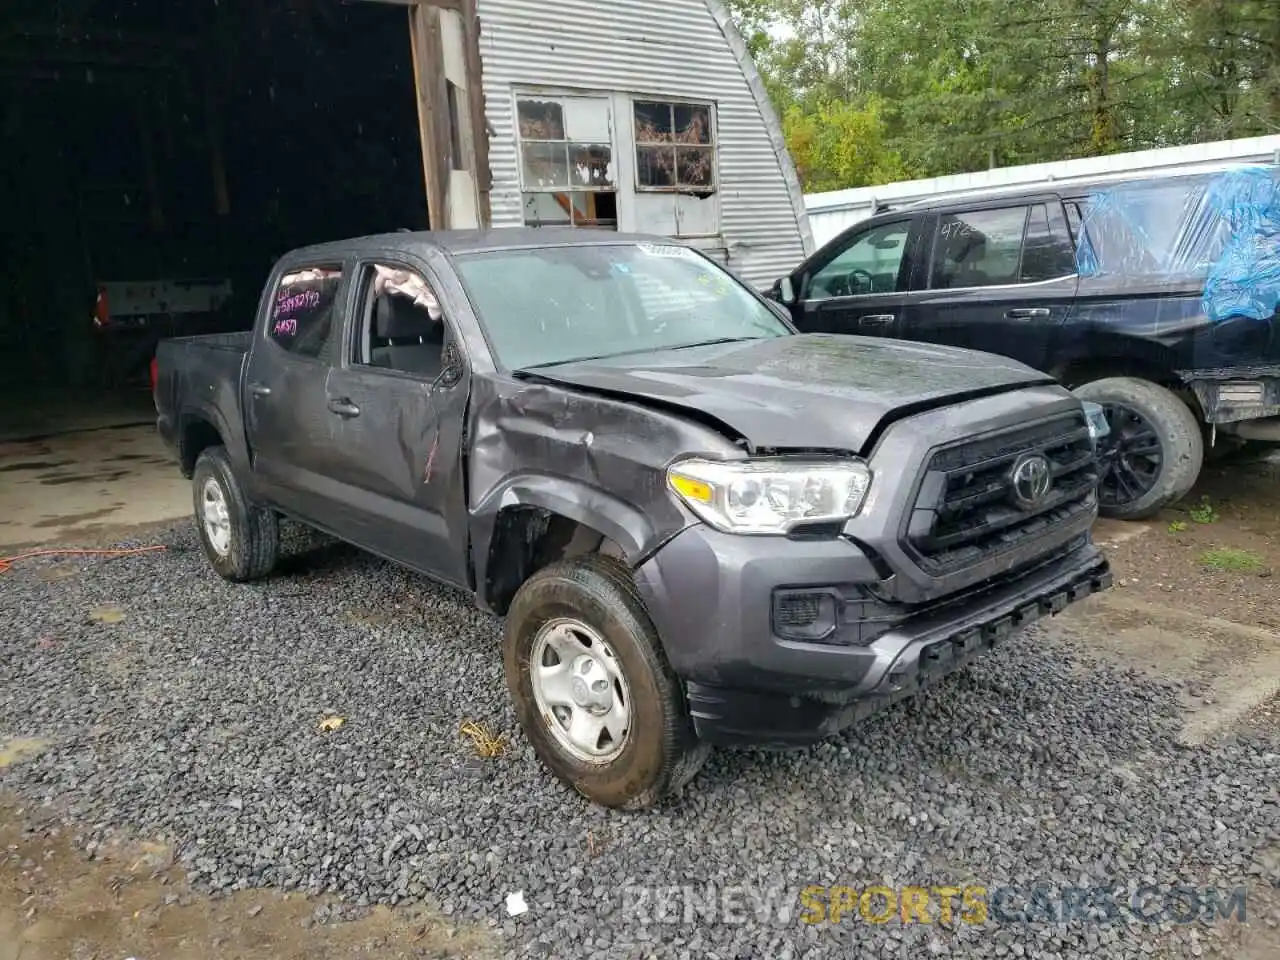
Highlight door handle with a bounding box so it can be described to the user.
[327,398,361,419]
[248,382,272,398]
[1005,308,1051,320]
[858,314,896,326]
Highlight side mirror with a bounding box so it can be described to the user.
[437,344,464,389]
[778,276,797,305]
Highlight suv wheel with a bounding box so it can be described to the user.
[192,446,280,581]
[1075,377,1204,521]
[503,555,709,809]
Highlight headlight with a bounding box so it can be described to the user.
[1082,401,1110,444]
[666,458,872,535]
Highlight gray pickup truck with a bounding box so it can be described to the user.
[155,229,1113,809]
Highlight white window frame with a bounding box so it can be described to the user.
[513,89,619,230]
[631,97,719,194]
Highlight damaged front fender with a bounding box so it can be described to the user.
[465,375,741,612]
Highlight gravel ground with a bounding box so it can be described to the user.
[2,520,1278,959]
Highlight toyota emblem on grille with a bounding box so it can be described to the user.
[1009,453,1053,509]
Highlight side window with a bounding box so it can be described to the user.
[353,264,447,380]
[268,266,344,359]
[806,220,911,300]
[1065,201,1085,243]
[929,207,1029,289]
[1020,203,1077,282]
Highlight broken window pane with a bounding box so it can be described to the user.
[634,100,717,193]
[637,146,676,188]
[518,99,565,141]
[523,192,573,227]
[570,143,615,188]
[676,147,715,187]
[634,101,673,143]
[674,104,711,144]
[571,191,618,229]
[522,191,618,230]
[521,141,569,189]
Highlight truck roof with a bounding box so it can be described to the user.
[283,228,682,263]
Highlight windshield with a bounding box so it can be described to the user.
[453,241,791,369]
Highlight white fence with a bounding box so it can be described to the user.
[802,135,1280,248]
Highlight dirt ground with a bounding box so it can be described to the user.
[1,448,1277,959]
[0,790,498,960]
[1084,451,1280,748]
[0,427,190,550]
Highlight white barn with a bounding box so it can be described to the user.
[383,0,813,287]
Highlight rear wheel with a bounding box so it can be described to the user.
[1074,377,1204,521]
[192,446,279,581]
[503,555,708,809]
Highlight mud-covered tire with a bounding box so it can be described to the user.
[192,446,279,582]
[1075,377,1204,521]
[503,555,709,809]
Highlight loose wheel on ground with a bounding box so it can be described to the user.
[1074,377,1204,521]
[503,555,709,809]
[192,445,280,582]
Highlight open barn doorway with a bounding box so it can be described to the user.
[0,0,430,442]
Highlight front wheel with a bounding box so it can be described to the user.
[1074,377,1204,521]
[192,446,280,582]
[503,556,709,809]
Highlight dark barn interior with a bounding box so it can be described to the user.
[0,0,428,437]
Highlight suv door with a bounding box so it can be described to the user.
[784,216,923,338]
[904,197,1079,371]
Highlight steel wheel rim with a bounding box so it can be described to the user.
[1095,402,1164,507]
[200,477,232,557]
[529,617,632,764]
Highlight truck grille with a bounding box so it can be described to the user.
[906,414,1098,574]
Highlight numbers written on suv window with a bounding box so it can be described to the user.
[269,266,344,360]
[929,204,1075,289]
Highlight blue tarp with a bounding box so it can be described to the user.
[1076,165,1280,322]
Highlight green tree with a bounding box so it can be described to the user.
[726,0,1280,192]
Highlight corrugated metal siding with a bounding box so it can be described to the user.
[474,0,808,288]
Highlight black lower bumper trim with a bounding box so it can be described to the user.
[687,561,1112,748]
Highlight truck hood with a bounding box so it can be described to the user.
[517,334,1056,454]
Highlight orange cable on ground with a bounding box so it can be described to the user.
[0,545,166,575]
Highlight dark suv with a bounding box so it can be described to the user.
[770,168,1280,519]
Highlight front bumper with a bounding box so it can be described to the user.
[635,526,1110,747]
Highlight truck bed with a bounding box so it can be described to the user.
[167,330,254,353]
[154,331,253,476]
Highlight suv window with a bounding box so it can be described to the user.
[929,207,1028,289]
[806,220,911,300]
[1065,201,1085,244]
[352,264,447,380]
[269,265,344,359]
[1020,204,1077,281]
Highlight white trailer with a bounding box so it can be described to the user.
[804,135,1280,248]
